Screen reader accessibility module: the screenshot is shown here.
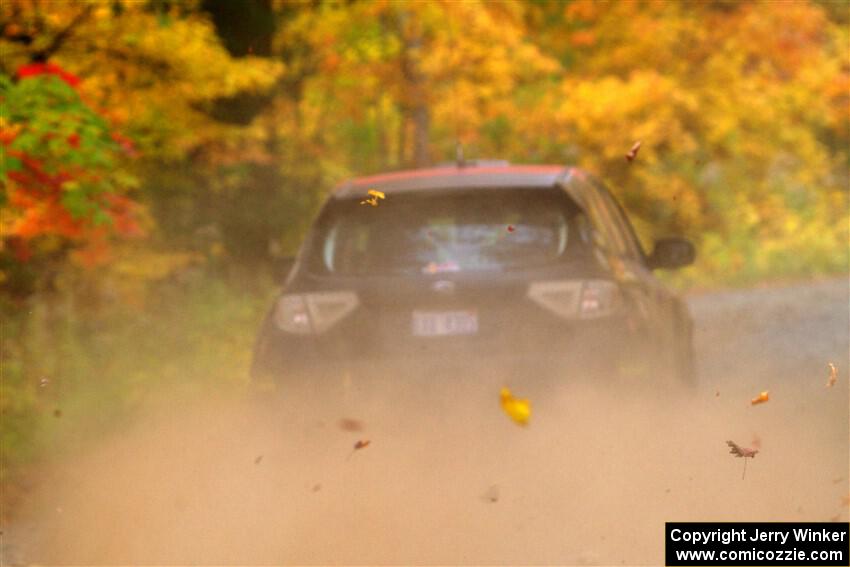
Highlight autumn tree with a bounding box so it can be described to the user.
[0,0,285,292]
[2,0,846,289]
[277,0,559,172]
[0,0,285,399]
[523,0,849,282]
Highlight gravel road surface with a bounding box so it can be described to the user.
[3,277,848,565]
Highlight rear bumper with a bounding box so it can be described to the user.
[251,313,640,387]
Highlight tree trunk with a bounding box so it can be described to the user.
[411,104,430,168]
[376,103,388,170]
[396,111,407,168]
[397,9,430,168]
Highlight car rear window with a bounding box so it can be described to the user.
[312,188,579,276]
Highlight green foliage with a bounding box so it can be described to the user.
[2,74,116,170]
[1,278,272,479]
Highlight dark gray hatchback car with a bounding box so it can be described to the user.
[251,161,696,392]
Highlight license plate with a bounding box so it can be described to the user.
[412,310,478,337]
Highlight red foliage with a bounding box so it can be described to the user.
[2,141,144,265]
[17,62,81,88]
[4,62,144,268]
[110,132,138,157]
[103,194,144,237]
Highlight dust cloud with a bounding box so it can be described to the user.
[8,279,850,565]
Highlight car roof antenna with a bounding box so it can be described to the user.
[456,141,466,168]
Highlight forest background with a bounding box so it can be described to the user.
[1,0,847,520]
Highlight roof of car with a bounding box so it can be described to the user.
[332,164,576,199]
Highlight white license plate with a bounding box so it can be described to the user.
[412,310,478,337]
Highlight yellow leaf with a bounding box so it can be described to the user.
[500,386,531,426]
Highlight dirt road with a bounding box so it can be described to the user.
[4,277,848,565]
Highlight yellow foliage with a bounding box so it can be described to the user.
[1,0,845,287]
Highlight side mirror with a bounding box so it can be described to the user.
[272,256,296,281]
[647,237,695,270]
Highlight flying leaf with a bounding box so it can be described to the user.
[254,455,263,464]
[625,140,641,162]
[727,440,759,459]
[346,439,371,461]
[338,418,364,432]
[507,225,515,233]
[727,440,758,480]
[750,390,769,405]
[482,484,500,503]
[827,363,837,387]
[360,189,386,207]
[500,386,531,426]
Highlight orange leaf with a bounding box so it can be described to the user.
[750,391,769,405]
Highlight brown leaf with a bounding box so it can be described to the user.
[727,440,758,480]
[726,440,758,458]
[625,140,641,162]
[354,439,370,450]
[482,484,500,503]
[338,418,364,432]
[254,455,263,464]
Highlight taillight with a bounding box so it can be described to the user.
[577,279,621,319]
[526,280,582,318]
[274,295,312,334]
[527,279,621,319]
[273,291,359,334]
